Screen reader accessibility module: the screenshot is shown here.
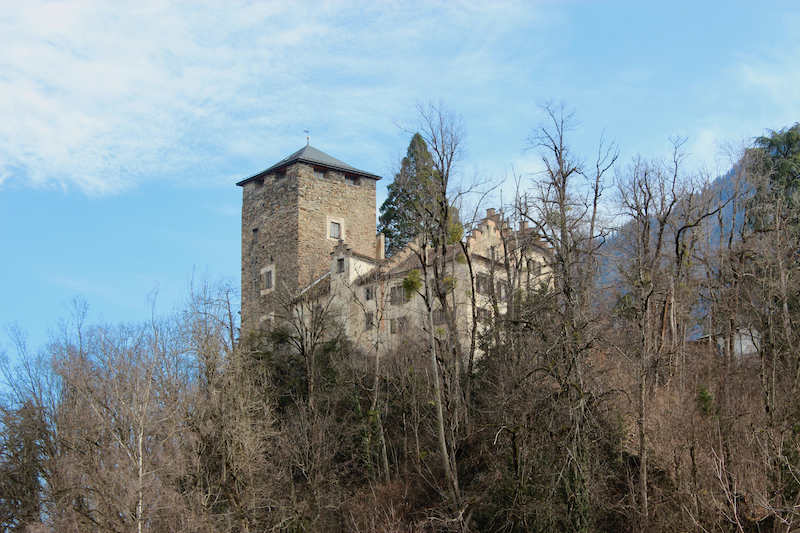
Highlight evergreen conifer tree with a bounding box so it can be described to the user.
[378,132,435,255]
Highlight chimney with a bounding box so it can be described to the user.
[376,233,385,261]
[520,220,528,230]
[486,208,495,218]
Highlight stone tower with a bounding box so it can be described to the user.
[237,145,381,335]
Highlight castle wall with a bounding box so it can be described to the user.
[295,163,377,285]
[240,158,378,337]
[240,166,300,334]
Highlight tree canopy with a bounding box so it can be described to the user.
[378,132,435,255]
[755,122,800,194]
[746,123,800,229]
[10,113,800,533]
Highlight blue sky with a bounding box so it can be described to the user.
[1,1,799,352]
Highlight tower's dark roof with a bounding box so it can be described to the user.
[236,145,381,186]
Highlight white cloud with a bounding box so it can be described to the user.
[0,1,550,195]
[733,15,800,132]
[3,1,797,197]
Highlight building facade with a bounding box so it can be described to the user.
[322,209,550,356]
[237,144,381,335]
[238,145,550,352]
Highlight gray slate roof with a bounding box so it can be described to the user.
[237,145,381,186]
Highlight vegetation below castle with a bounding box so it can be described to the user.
[2,107,800,533]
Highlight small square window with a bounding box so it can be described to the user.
[315,169,326,180]
[337,258,345,273]
[496,281,508,300]
[260,265,275,294]
[476,274,491,296]
[390,285,409,305]
[331,221,341,239]
[345,176,358,186]
[390,316,407,335]
[259,313,274,330]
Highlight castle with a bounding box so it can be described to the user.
[238,144,549,352]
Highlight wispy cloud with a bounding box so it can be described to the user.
[2,1,797,198]
[733,13,800,131]
[0,1,544,196]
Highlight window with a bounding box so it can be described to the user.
[477,308,492,323]
[433,308,446,325]
[496,281,508,300]
[260,265,275,294]
[259,313,274,330]
[390,316,408,335]
[476,274,492,295]
[345,175,358,186]
[364,287,374,301]
[337,258,345,273]
[365,312,374,331]
[327,216,345,242]
[390,285,409,305]
[315,169,326,180]
[252,228,259,244]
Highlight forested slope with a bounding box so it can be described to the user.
[2,114,799,533]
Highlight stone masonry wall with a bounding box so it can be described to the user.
[296,163,377,286]
[240,165,300,335]
[240,161,378,337]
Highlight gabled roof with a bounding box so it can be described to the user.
[237,144,381,186]
[353,242,493,286]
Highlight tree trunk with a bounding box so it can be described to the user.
[425,266,461,512]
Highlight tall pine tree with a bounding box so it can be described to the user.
[378,133,435,255]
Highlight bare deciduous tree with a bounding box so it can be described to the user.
[514,101,617,532]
